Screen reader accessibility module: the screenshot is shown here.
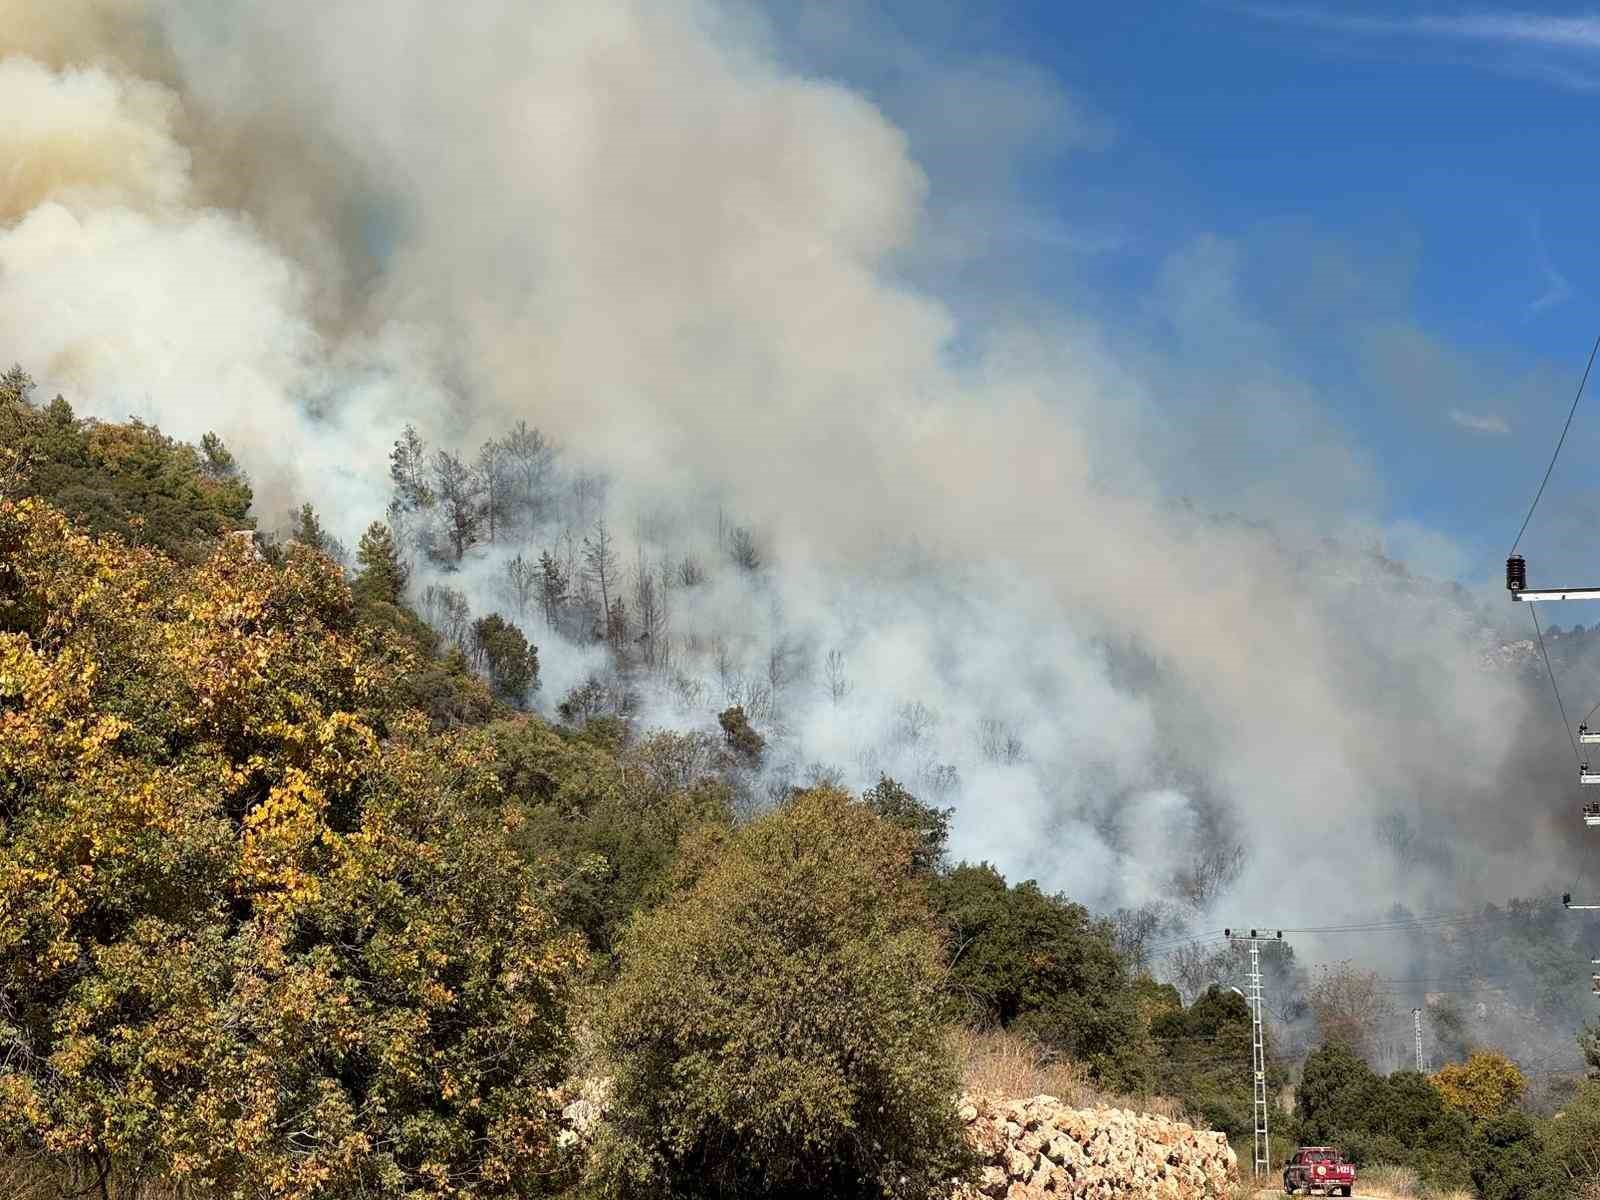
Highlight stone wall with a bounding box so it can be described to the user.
[956,1094,1238,1200]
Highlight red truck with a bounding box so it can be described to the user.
[1283,1147,1356,1196]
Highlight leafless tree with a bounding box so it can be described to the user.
[978,718,1025,764]
[476,438,512,544]
[1166,940,1237,1004]
[1378,811,1422,867]
[666,669,708,710]
[803,761,847,790]
[581,518,620,645]
[419,584,471,650]
[634,553,668,669]
[677,555,705,587]
[896,701,937,746]
[1308,963,1396,1065]
[714,638,737,698]
[503,553,538,619]
[570,471,605,530]
[918,760,960,800]
[1110,902,1185,974]
[1171,840,1247,909]
[505,422,554,521]
[823,648,851,706]
[766,635,799,699]
[728,525,761,572]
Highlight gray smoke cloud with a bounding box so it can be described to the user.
[0,0,1580,994]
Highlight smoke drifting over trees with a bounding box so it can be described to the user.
[1,0,1592,1063]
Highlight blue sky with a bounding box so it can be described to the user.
[773,2,1600,588]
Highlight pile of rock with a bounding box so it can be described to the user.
[955,1094,1237,1200]
[550,1077,611,1150]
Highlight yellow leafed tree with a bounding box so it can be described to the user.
[0,495,586,1199]
[1428,1049,1526,1121]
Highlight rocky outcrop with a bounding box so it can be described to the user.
[954,1094,1237,1200]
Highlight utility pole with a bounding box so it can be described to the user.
[1412,1007,1425,1073]
[1225,927,1283,1182]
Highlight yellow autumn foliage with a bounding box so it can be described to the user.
[0,495,587,1199]
[1428,1049,1526,1121]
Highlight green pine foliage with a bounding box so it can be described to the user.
[1,368,253,559]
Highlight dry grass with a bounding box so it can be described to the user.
[0,1156,183,1200]
[952,1026,1188,1122]
[1356,1164,1421,1199]
[0,1157,50,1200]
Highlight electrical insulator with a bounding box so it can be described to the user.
[1507,555,1527,592]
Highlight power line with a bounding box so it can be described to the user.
[1276,909,1535,935]
[1146,910,1538,958]
[1530,605,1583,766]
[1509,328,1600,556]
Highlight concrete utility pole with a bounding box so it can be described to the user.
[1412,1007,1425,1073]
[1225,927,1283,1182]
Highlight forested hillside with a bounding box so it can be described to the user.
[5,378,1600,1200]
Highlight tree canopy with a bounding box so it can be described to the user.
[0,494,585,1199]
[594,788,972,1199]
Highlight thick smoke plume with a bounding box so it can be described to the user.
[0,0,1584,1057]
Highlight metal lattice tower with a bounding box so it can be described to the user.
[1412,1007,1425,1073]
[1226,928,1283,1181]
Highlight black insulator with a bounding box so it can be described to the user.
[1507,555,1527,592]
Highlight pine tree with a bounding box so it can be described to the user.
[289,502,328,552]
[388,424,434,514]
[354,521,408,604]
[469,613,539,703]
[537,549,568,630]
[199,432,238,480]
[0,362,35,406]
[433,450,483,561]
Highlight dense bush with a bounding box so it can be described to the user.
[593,787,975,1199]
[930,863,1152,1090]
[1470,1113,1551,1200]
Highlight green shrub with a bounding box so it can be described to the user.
[1469,1113,1551,1200]
[592,787,975,1199]
[930,863,1151,1090]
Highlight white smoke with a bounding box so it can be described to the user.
[0,0,1572,939]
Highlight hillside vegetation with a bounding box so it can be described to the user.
[3,373,1600,1200]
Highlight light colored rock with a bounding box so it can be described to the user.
[954,1092,1237,1200]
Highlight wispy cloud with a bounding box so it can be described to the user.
[1236,5,1600,90]
[1449,408,1512,434]
[1526,215,1574,318]
[1238,5,1600,50]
